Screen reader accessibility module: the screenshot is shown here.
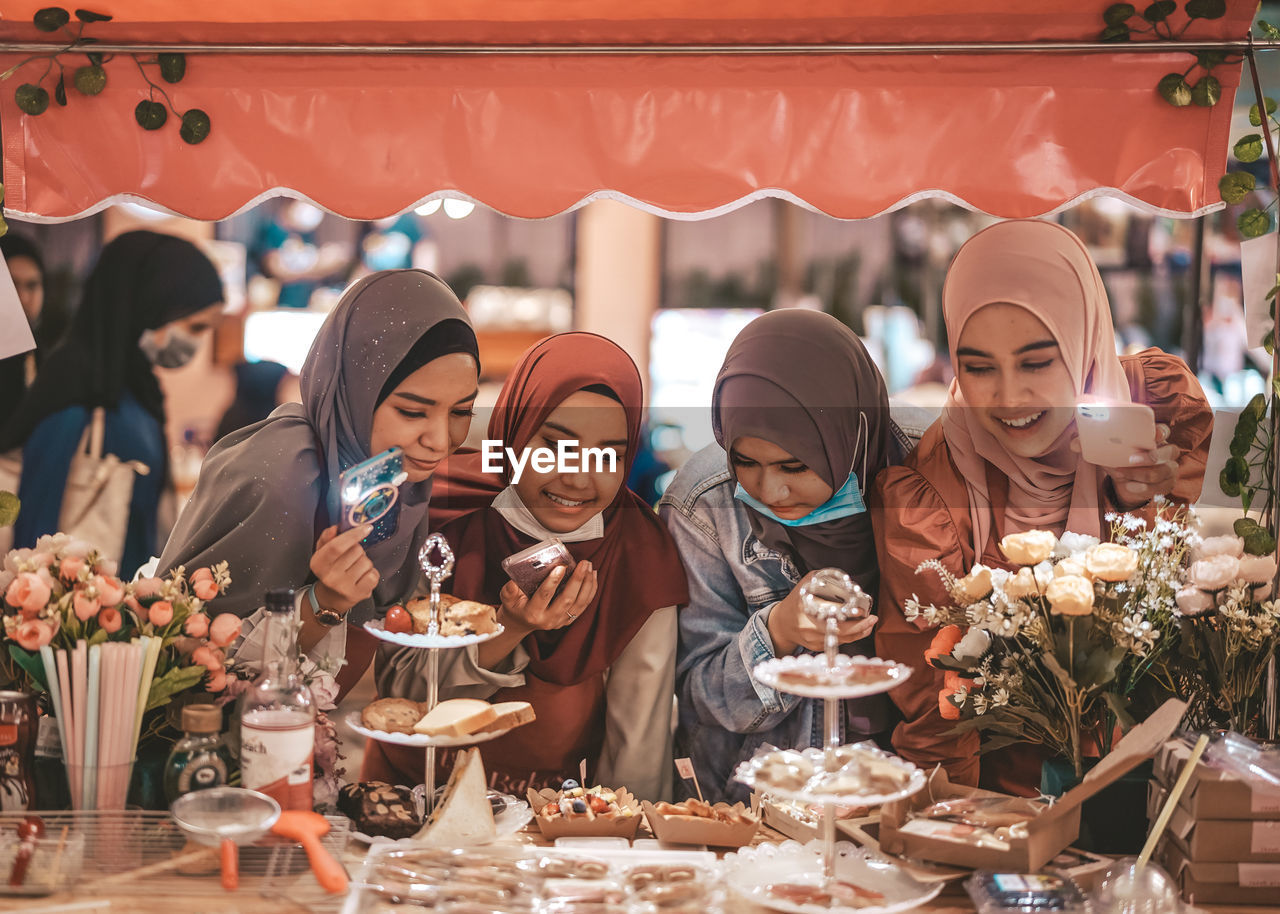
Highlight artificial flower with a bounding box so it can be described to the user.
[93,574,125,607]
[184,612,209,638]
[955,566,994,602]
[209,613,242,648]
[1193,535,1244,563]
[999,530,1057,566]
[14,619,55,651]
[1237,554,1278,585]
[1085,543,1139,583]
[6,572,50,615]
[98,607,123,633]
[59,556,85,582]
[148,600,174,627]
[72,591,99,622]
[1046,575,1094,616]
[1188,554,1240,592]
[1174,586,1214,616]
[924,624,964,665]
[192,578,218,601]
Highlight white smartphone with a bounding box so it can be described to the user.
[1075,403,1158,467]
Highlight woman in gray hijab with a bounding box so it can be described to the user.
[158,270,479,692]
[657,309,905,803]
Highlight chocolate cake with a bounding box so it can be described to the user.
[338,781,421,839]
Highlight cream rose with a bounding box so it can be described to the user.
[1046,575,1095,616]
[1188,554,1241,592]
[999,531,1058,566]
[1055,557,1093,581]
[1003,567,1039,600]
[1237,554,1278,585]
[1175,586,1215,616]
[1193,535,1244,563]
[955,565,994,603]
[1085,543,1139,583]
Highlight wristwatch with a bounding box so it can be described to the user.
[308,586,345,627]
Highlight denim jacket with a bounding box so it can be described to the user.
[658,405,932,803]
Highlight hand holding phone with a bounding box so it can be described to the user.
[1076,405,1180,507]
[501,538,577,597]
[338,447,408,545]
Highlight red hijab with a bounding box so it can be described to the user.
[436,332,689,685]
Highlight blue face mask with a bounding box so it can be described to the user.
[734,471,866,527]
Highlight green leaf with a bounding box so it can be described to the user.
[86,628,107,646]
[1274,374,1280,401]
[15,84,50,116]
[74,9,112,23]
[0,491,18,527]
[1104,4,1137,26]
[1220,467,1241,497]
[134,99,167,130]
[1079,645,1127,691]
[1220,171,1256,204]
[86,51,103,67]
[158,53,186,84]
[53,72,66,107]
[1186,0,1227,19]
[1260,20,1280,40]
[1100,25,1132,41]
[1225,455,1251,488]
[1235,516,1262,537]
[1248,391,1268,421]
[179,108,210,144]
[1245,529,1278,555]
[33,7,70,32]
[1192,76,1221,107]
[1103,691,1138,731]
[1158,73,1193,107]
[73,64,105,96]
[145,664,207,712]
[1239,208,1272,239]
[8,645,47,690]
[1196,50,1228,69]
[1266,329,1275,355]
[1249,98,1278,126]
[1143,1,1176,23]
[1229,424,1255,459]
[1236,134,1265,163]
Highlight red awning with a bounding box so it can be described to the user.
[0,1,1259,222]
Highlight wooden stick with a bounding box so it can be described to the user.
[82,846,217,888]
[48,825,69,889]
[1137,733,1209,869]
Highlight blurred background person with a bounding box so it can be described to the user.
[0,233,47,429]
[214,360,297,442]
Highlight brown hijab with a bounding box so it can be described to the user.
[713,309,891,594]
[437,332,689,685]
[158,270,476,624]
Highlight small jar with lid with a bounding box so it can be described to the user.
[163,704,234,804]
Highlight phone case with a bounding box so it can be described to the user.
[1075,403,1157,467]
[501,538,577,596]
[338,447,408,545]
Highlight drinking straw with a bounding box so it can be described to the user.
[39,646,68,770]
[71,643,87,807]
[54,649,77,808]
[99,642,118,808]
[132,636,161,751]
[123,640,145,801]
[1137,732,1210,869]
[48,825,68,889]
[84,642,101,809]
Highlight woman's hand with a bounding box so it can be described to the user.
[310,524,379,617]
[1098,423,1181,509]
[497,560,597,636]
[766,571,878,656]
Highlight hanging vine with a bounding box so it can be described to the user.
[1099,2,1234,108]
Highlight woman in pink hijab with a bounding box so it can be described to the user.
[871,219,1212,795]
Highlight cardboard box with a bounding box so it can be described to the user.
[1165,803,1280,862]
[1161,840,1280,905]
[640,800,759,847]
[1153,739,1280,820]
[880,699,1187,872]
[528,787,643,840]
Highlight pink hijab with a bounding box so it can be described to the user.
[940,219,1131,556]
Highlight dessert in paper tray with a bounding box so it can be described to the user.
[529,780,642,839]
[414,747,497,847]
[642,798,760,847]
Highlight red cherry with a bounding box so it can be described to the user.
[384,606,412,634]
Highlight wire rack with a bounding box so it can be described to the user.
[0,809,350,913]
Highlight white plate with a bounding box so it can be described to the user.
[345,712,514,748]
[723,839,943,914]
[363,619,504,648]
[752,656,913,700]
[733,745,926,807]
[352,792,533,846]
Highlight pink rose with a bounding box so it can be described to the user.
[30,551,56,570]
[92,575,125,607]
[1188,554,1240,592]
[205,668,228,692]
[123,595,143,617]
[6,573,51,615]
[190,567,214,586]
[1193,535,1244,563]
[191,645,222,670]
[72,590,100,622]
[201,647,225,672]
[184,612,209,639]
[148,601,174,627]
[209,613,242,648]
[193,579,218,601]
[1176,587,1215,616]
[132,577,164,600]
[92,558,117,577]
[14,619,55,651]
[59,556,86,582]
[98,607,123,633]
[1237,554,1278,585]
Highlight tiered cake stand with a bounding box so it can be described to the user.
[350,532,506,814]
[729,569,935,913]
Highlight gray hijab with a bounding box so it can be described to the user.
[158,270,476,623]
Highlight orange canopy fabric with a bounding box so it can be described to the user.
[0,1,1259,222]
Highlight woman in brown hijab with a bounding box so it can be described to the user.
[658,309,909,804]
[370,332,689,801]
[158,270,480,694]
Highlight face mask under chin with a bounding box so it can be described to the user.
[139,326,201,369]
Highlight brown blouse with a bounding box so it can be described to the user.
[870,349,1213,794]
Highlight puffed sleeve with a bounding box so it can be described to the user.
[1122,348,1214,507]
[870,464,980,786]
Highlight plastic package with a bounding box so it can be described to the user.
[1199,731,1280,789]
[965,871,1089,914]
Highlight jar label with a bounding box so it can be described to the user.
[240,715,313,811]
[177,754,229,795]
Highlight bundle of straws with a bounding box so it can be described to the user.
[37,637,164,810]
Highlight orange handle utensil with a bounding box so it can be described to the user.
[220,837,239,890]
[270,810,348,894]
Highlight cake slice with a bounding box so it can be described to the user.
[412,698,498,736]
[473,700,535,734]
[415,748,497,846]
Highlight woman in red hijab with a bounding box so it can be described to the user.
[369,333,689,801]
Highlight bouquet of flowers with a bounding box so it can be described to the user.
[906,502,1193,778]
[1173,533,1280,735]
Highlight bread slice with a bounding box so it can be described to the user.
[412,698,498,736]
[473,700,535,734]
[415,748,497,846]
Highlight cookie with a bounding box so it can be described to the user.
[361,697,425,734]
[441,600,498,637]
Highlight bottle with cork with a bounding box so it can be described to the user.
[163,703,233,803]
[238,587,316,810]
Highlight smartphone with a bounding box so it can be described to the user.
[338,447,409,545]
[1075,403,1157,467]
[501,538,577,596]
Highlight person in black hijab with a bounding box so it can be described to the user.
[3,231,224,577]
[214,360,292,442]
[0,233,48,431]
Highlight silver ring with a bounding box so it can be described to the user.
[567,611,579,621]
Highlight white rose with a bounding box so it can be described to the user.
[1000,531,1058,566]
[1187,554,1241,591]
[1004,567,1039,600]
[1175,586,1215,616]
[955,565,994,603]
[1237,554,1278,585]
[1192,535,1245,563]
[1056,532,1100,559]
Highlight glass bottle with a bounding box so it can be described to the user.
[0,692,37,811]
[164,703,233,804]
[238,588,315,811]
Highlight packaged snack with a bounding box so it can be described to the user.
[965,871,1088,914]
